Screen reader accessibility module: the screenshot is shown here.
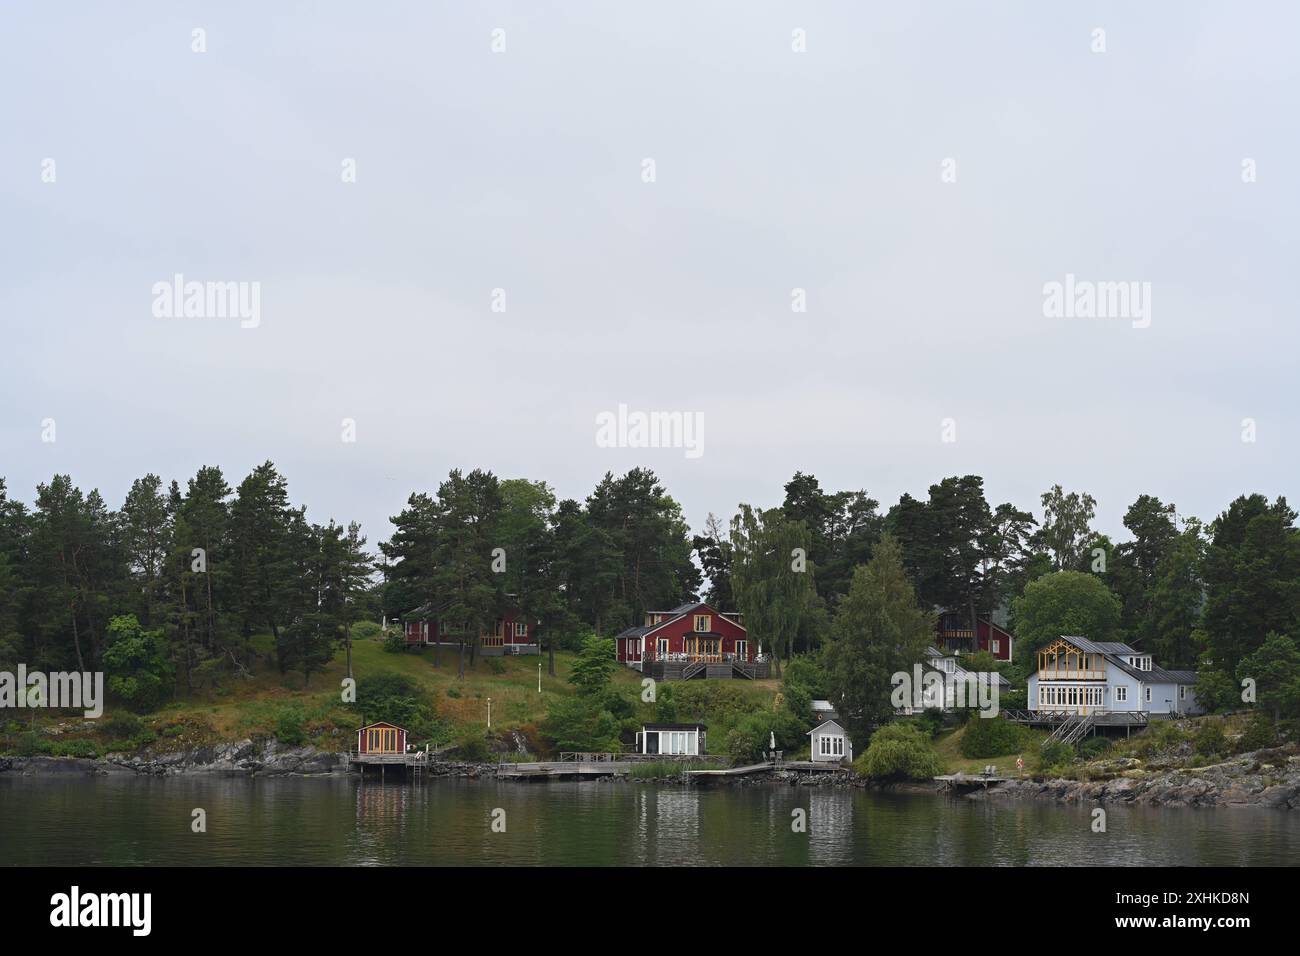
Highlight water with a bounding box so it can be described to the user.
[2,775,1298,866]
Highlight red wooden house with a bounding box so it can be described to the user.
[935,612,1014,661]
[615,602,765,680]
[403,601,539,655]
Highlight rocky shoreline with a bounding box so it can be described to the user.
[6,743,1298,810]
[974,749,1300,810]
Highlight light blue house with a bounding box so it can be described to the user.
[1027,636,1202,717]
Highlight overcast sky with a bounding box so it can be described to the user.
[2,1,1297,550]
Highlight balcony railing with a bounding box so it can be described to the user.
[1037,669,1106,681]
[640,651,764,665]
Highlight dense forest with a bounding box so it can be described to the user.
[2,465,1298,735]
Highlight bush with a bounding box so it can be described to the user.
[1194,720,1227,758]
[1079,736,1112,760]
[914,709,946,739]
[1039,739,1075,770]
[274,706,307,747]
[382,628,407,653]
[102,712,144,740]
[452,732,492,762]
[724,710,809,762]
[15,732,51,757]
[351,620,383,642]
[959,716,1025,758]
[857,723,941,780]
[1236,713,1276,753]
[540,696,620,753]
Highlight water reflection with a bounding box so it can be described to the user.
[2,775,1299,867]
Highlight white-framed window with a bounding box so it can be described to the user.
[735,640,747,660]
[514,621,528,638]
[819,735,844,757]
[1114,686,1127,703]
[991,639,1000,654]
[657,637,669,657]
[1144,687,1152,703]
[940,658,955,674]
[694,614,711,632]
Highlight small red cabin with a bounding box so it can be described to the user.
[356,722,407,755]
[935,614,1014,661]
[403,602,539,654]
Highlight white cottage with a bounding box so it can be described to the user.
[636,722,706,756]
[808,719,852,763]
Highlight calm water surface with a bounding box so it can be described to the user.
[3,775,1298,866]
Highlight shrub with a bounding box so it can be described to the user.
[1079,736,1112,760]
[857,723,941,780]
[725,710,808,762]
[915,709,946,739]
[1236,713,1276,753]
[959,716,1025,758]
[274,706,307,747]
[15,732,51,757]
[1194,720,1227,758]
[1039,739,1075,770]
[382,628,407,653]
[102,712,144,740]
[540,696,620,753]
[452,732,492,762]
[351,620,383,642]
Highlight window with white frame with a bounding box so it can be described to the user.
[514,621,528,638]
[991,639,1000,654]
[694,614,710,632]
[1179,685,1187,700]
[1145,687,1152,703]
[1115,686,1127,702]
[819,734,844,757]
[657,637,669,657]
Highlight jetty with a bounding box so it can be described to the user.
[934,770,1013,792]
[686,756,845,779]
[496,751,729,780]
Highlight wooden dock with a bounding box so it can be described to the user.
[685,759,844,778]
[934,773,1013,791]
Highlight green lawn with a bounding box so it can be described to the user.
[933,722,1049,776]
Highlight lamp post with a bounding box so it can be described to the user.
[538,661,542,693]
[487,697,492,729]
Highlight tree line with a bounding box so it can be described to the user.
[3,464,1297,725]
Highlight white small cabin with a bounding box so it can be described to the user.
[808,719,852,763]
[636,723,706,756]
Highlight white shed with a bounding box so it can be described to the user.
[808,719,852,763]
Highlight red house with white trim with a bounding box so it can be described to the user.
[615,602,767,680]
[403,602,539,655]
[935,612,1015,661]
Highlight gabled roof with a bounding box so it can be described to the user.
[807,719,846,736]
[357,721,405,731]
[614,601,746,641]
[1049,636,1196,685]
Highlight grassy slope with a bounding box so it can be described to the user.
[6,634,781,757]
[933,723,1049,776]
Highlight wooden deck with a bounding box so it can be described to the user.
[685,759,844,778]
[934,773,1012,790]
